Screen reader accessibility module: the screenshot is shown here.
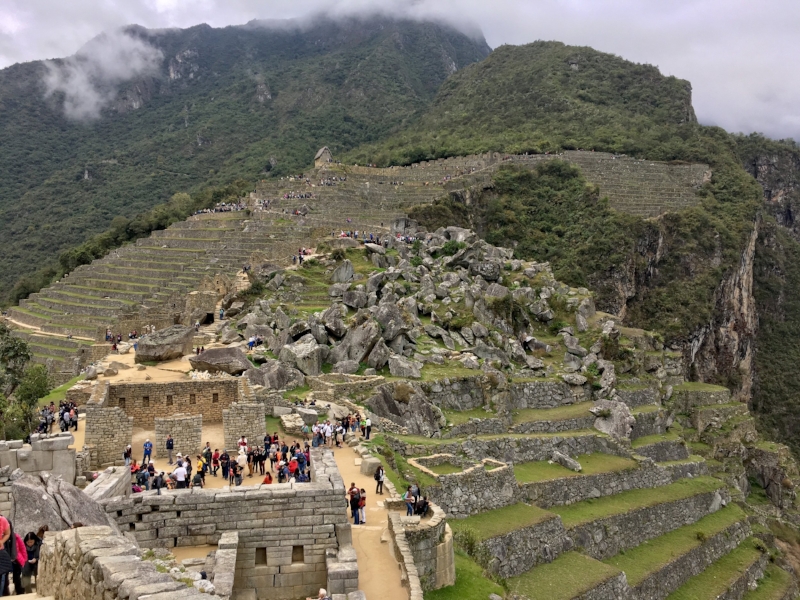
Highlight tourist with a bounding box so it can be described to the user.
[123,445,132,466]
[233,462,243,486]
[166,434,174,465]
[143,439,153,463]
[212,449,220,476]
[365,417,372,440]
[238,436,248,451]
[246,447,255,477]
[196,455,207,483]
[359,417,366,437]
[173,462,188,489]
[359,488,367,524]
[203,443,213,471]
[402,486,414,516]
[374,465,385,495]
[20,532,40,593]
[257,446,266,476]
[415,496,430,517]
[190,468,204,489]
[220,449,230,480]
[306,588,331,600]
[0,515,13,597]
[152,472,165,496]
[262,472,273,484]
[410,483,420,501]
[348,483,361,525]
[219,308,225,321]
[236,448,248,478]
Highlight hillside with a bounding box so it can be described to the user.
[0,17,490,302]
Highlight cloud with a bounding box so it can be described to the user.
[43,30,162,120]
[1,0,799,139]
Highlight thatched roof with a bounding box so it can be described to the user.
[314,147,331,160]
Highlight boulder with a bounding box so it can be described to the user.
[472,340,510,366]
[135,325,194,363]
[103,367,118,377]
[279,335,323,376]
[288,320,311,339]
[84,366,98,380]
[329,319,381,364]
[331,260,355,283]
[108,361,131,371]
[116,342,131,355]
[365,243,386,255]
[333,360,360,374]
[388,355,422,379]
[469,262,501,281]
[375,304,410,341]
[562,373,587,386]
[295,407,319,426]
[562,334,588,357]
[322,305,348,338]
[328,283,349,297]
[366,272,385,294]
[189,347,251,375]
[219,326,242,345]
[590,399,635,439]
[551,451,582,472]
[343,290,368,309]
[576,313,589,333]
[471,322,489,338]
[366,338,391,369]
[484,283,509,300]
[563,352,582,373]
[367,382,446,436]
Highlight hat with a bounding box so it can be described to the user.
[177,452,182,457]
[149,460,154,464]
[146,439,150,442]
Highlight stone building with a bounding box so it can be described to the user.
[314,146,333,167]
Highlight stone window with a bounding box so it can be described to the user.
[166,395,173,406]
[212,393,219,403]
[255,548,267,565]
[292,546,304,563]
[142,396,150,408]
[118,398,126,409]
[189,394,196,405]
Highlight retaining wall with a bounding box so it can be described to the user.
[155,413,202,460]
[0,433,76,484]
[223,402,267,451]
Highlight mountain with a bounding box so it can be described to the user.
[0,17,490,302]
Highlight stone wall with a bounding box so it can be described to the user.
[511,414,596,435]
[213,531,239,599]
[568,488,729,560]
[444,418,507,438]
[85,382,134,468]
[630,409,667,440]
[0,433,76,484]
[634,440,690,462]
[477,513,572,578]
[509,380,582,409]
[387,433,632,463]
[100,448,356,600]
[155,413,202,459]
[0,466,12,520]
[37,525,202,600]
[628,519,750,600]
[421,376,486,410]
[223,402,267,451]
[84,465,131,502]
[617,385,661,409]
[107,380,240,427]
[307,373,385,397]
[387,512,424,600]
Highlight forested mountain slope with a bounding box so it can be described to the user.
[0,17,490,301]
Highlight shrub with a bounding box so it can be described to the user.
[410,256,423,267]
[331,248,346,261]
[440,240,466,256]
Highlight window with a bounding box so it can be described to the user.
[118,398,126,409]
[255,548,267,565]
[292,546,304,563]
[166,395,173,406]
[212,393,219,403]
[189,394,196,405]
[142,396,150,408]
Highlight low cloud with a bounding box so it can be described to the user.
[43,29,162,120]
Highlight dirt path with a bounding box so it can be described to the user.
[331,444,406,600]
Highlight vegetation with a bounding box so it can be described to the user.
[741,565,793,600]
[513,453,637,483]
[448,502,555,540]
[507,552,622,600]
[424,550,505,600]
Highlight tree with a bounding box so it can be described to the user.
[0,323,31,394]
[14,364,50,434]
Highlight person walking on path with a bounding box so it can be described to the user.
[123,445,132,466]
[374,465,385,495]
[402,486,414,516]
[359,489,367,524]
[348,483,361,525]
[365,417,372,440]
[173,463,188,489]
[220,450,230,481]
[143,439,153,463]
[212,449,220,476]
[166,435,174,465]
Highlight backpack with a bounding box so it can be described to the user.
[192,473,203,487]
[136,471,147,486]
[373,469,381,481]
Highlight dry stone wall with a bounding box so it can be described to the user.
[85,382,134,468]
[0,433,76,484]
[84,465,131,502]
[155,414,202,459]
[509,380,581,409]
[223,402,267,451]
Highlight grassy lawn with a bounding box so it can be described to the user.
[551,476,723,528]
[631,430,682,448]
[264,416,286,436]
[665,539,763,600]
[512,401,593,424]
[424,550,504,600]
[673,382,730,392]
[443,408,495,426]
[507,552,622,600]
[632,405,661,415]
[38,375,84,406]
[389,429,599,447]
[657,454,705,466]
[514,453,638,483]
[449,502,556,540]
[604,504,746,586]
[427,462,464,475]
[743,565,793,600]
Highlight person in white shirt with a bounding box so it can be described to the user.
[173,464,188,489]
[365,417,372,440]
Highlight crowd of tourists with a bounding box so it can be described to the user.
[194,202,246,215]
[36,401,78,435]
[282,191,314,200]
[0,515,47,595]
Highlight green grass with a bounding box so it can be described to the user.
[507,552,622,600]
[665,539,764,600]
[514,453,638,483]
[512,401,593,424]
[264,415,286,436]
[449,502,555,541]
[551,476,723,528]
[443,408,495,426]
[38,375,85,406]
[604,504,746,586]
[427,462,464,475]
[673,382,730,392]
[424,550,504,600]
[632,405,661,415]
[743,565,794,600]
[657,454,705,466]
[631,430,682,448]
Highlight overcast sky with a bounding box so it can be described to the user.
[1,0,798,140]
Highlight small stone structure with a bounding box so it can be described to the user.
[84,465,131,501]
[84,382,134,467]
[222,402,267,450]
[155,413,202,459]
[0,432,77,484]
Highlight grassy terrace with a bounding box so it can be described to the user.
[551,476,723,528]
[389,429,599,447]
[631,430,682,449]
[512,401,593,424]
[604,504,746,585]
[448,502,556,540]
[673,382,730,392]
[427,462,464,475]
[657,454,705,466]
[514,453,638,483]
[507,552,622,600]
[425,550,505,600]
[665,539,764,600]
[742,565,793,600]
[39,375,85,406]
[632,405,661,415]
[443,408,495,426]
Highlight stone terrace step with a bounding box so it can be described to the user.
[510,401,596,434]
[549,476,727,560]
[507,551,627,600]
[605,504,750,600]
[742,565,797,600]
[665,538,768,600]
[631,432,690,462]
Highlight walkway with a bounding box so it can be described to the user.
[331,443,407,600]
